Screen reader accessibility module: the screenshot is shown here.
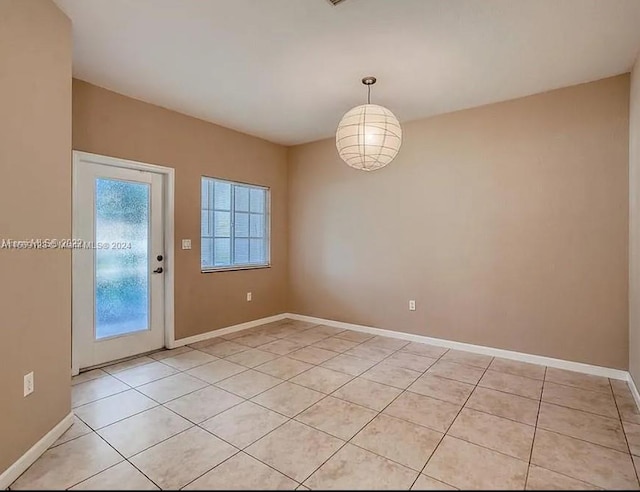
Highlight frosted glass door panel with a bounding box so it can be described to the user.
[95,178,150,339]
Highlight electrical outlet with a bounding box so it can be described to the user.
[409,300,416,311]
[24,372,34,397]
[247,292,252,302]
[182,239,192,250]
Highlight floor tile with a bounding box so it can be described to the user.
[225,348,279,368]
[334,330,374,343]
[385,352,438,372]
[202,401,288,449]
[290,366,353,394]
[186,359,246,384]
[72,369,109,386]
[216,369,283,398]
[441,349,493,369]
[164,385,243,423]
[11,433,122,490]
[312,336,360,353]
[361,361,422,389]
[74,389,157,429]
[289,346,339,365]
[198,341,250,357]
[616,391,640,424]
[362,335,410,351]
[260,338,306,355]
[50,416,92,448]
[448,408,535,460]
[97,406,192,457]
[411,474,457,490]
[304,443,417,490]
[624,420,640,456]
[256,357,313,379]
[611,379,633,398]
[352,414,443,470]
[187,338,222,350]
[332,377,402,411]
[344,344,396,362]
[465,387,539,425]
[149,346,193,360]
[525,465,602,490]
[72,375,130,407]
[252,381,323,417]
[286,330,331,345]
[137,373,208,403]
[158,350,216,371]
[102,356,155,375]
[183,451,297,490]
[401,343,448,359]
[321,354,377,376]
[427,360,485,384]
[537,402,626,452]
[246,420,344,482]
[479,370,543,400]
[531,428,638,489]
[130,427,237,490]
[296,396,377,440]
[70,461,159,490]
[424,435,528,490]
[545,368,612,394]
[384,391,461,433]
[489,358,545,380]
[259,322,306,339]
[409,374,474,405]
[232,332,278,348]
[311,324,346,337]
[542,381,618,418]
[112,361,178,387]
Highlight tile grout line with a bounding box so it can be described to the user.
[524,365,546,489]
[411,354,495,490]
[609,377,640,486]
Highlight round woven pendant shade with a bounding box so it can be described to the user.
[335,103,402,171]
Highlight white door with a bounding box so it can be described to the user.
[73,155,166,369]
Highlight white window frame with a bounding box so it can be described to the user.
[200,176,271,272]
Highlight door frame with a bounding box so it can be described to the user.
[71,151,176,375]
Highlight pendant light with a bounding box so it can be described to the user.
[335,76,402,171]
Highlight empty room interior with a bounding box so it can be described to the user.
[4,0,640,489]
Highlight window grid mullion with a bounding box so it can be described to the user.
[230,184,236,266]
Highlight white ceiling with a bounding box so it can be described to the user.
[54,0,640,146]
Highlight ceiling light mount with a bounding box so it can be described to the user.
[335,76,402,172]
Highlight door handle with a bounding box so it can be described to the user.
[153,267,164,274]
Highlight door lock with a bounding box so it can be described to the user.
[153,267,164,274]
[157,255,163,261]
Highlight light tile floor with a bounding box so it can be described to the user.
[10,319,640,490]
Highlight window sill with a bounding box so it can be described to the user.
[201,264,271,273]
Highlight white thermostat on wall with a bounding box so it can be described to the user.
[182,239,192,250]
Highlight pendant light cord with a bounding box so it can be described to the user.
[367,84,371,104]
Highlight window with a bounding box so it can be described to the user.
[201,177,270,271]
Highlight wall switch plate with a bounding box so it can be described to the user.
[409,300,416,311]
[247,292,252,301]
[182,239,192,250]
[24,372,34,397]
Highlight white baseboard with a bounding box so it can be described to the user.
[285,313,629,381]
[169,313,288,348]
[0,412,74,489]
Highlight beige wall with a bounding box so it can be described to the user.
[288,75,630,369]
[0,0,72,475]
[72,80,288,340]
[630,57,640,383]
